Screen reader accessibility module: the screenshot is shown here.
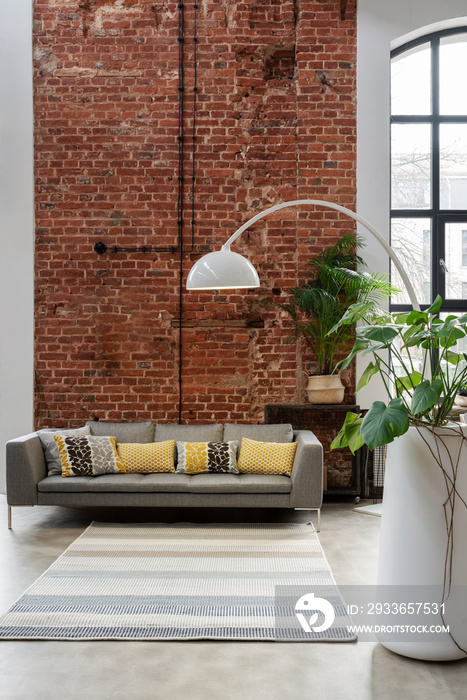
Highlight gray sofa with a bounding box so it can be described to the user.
[6,421,323,530]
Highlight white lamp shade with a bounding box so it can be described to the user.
[186,249,260,290]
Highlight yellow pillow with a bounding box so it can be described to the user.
[117,440,176,474]
[237,437,297,476]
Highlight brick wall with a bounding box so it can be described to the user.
[33,0,357,428]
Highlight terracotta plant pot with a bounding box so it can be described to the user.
[306,374,345,404]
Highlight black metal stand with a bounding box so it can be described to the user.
[265,404,363,499]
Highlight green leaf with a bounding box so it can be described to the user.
[403,324,424,341]
[427,295,443,314]
[445,350,464,365]
[361,326,399,344]
[330,412,363,453]
[433,320,465,337]
[338,339,370,371]
[406,309,428,326]
[328,301,374,334]
[360,399,409,450]
[404,331,428,347]
[439,327,466,348]
[395,371,423,393]
[356,361,380,392]
[361,342,387,357]
[411,379,443,415]
[330,429,348,450]
[345,415,365,454]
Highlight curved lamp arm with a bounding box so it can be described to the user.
[186,198,420,311]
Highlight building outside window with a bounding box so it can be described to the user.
[390,29,467,311]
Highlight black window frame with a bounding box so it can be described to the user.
[391,28,467,313]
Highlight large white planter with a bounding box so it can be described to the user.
[378,425,467,661]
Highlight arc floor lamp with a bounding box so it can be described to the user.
[186,199,420,312]
[186,199,420,517]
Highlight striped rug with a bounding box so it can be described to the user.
[0,522,355,641]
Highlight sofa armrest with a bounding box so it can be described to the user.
[6,433,46,506]
[290,430,323,508]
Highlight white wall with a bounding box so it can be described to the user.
[356,0,467,408]
[0,0,34,492]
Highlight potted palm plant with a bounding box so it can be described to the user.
[331,295,467,661]
[268,234,394,403]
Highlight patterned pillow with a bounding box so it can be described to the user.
[176,441,238,474]
[117,441,176,474]
[38,426,92,476]
[54,435,125,478]
[237,438,297,476]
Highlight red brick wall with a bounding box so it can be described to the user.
[33,0,357,428]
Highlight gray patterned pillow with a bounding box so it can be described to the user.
[176,441,238,474]
[38,426,92,476]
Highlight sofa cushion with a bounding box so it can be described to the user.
[38,473,192,493]
[154,423,223,442]
[117,440,176,474]
[37,472,291,494]
[176,441,238,474]
[85,421,154,443]
[38,475,94,492]
[37,426,92,476]
[186,474,292,494]
[223,423,294,455]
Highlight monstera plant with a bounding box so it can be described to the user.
[331,295,467,452]
[331,295,467,661]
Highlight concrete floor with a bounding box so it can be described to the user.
[0,497,466,700]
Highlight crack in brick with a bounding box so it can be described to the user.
[316,70,334,93]
[264,44,296,83]
[79,0,142,37]
[150,2,169,29]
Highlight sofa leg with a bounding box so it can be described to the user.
[7,505,33,529]
[295,508,320,532]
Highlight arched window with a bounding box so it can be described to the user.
[390,29,467,312]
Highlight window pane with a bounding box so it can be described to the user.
[439,313,467,383]
[440,35,467,115]
[444,222,467,299]
[391,124,431,209]
[440,124,467,209]
[392,336,425,378]
[391,218,431,305]
[391,43,431,115]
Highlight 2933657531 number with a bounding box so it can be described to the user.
[366,602,446,615]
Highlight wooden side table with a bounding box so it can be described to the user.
[264,404,362,498]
